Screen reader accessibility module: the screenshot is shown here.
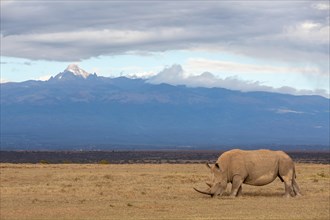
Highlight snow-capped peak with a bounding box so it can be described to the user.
[50,64,97,81]
[64,64,90,78]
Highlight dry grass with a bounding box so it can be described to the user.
[0,163,329,220]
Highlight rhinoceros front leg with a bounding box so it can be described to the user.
[236,185,243,197]
[230,175,243,197]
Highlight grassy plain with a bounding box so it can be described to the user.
[0,163,329,220]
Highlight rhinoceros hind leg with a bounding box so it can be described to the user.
[283,178,295,197]
[292,178,302,196]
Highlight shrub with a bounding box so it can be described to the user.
[98,160,110,164]
[317,172,326,178]
[39,160,49,164]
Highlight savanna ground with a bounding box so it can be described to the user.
[0,163,329,220]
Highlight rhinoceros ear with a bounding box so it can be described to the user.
[215,163,221,170]
[206,163,211,169]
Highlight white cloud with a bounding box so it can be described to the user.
[148,65,270,92]
[275,108,305,114]
[301,21,322,30]
[147,65,330,98]
[127,71,157,79]
[312,2,330,10]
[283,21,330,45]
[0,78,9,83]
[148,65,185,84]
[37,75,52,81]
[184,58,322,75]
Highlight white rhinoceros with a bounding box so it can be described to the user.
[194,149,301,197]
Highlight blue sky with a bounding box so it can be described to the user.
[1,1,329,97]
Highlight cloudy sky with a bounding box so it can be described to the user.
[1,1,329,97]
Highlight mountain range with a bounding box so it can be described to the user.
[1,64,329,150]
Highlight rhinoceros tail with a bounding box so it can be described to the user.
[293,164,297,179]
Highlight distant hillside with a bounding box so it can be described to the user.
[1,65,329,150]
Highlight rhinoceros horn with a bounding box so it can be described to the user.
[193,187,214,197]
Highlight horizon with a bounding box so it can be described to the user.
[2,63,330,99]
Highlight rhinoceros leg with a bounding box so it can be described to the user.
[236,185,243,197]
[279,162,295,197]
[283,182,294,197]
[292,178,302,196]
[230,175,243,197]
[282,175,295,197]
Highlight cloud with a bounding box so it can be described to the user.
[283,20,329,46]
[148,65,185,83]
[0,78,9,83]
[185,58,323,75]
[2,28,190,61]
[312,2,330,10]
[0,60,32,66]
[147,65,330,98]
[1,1,329,67]
[274,108,305,114]
[37,75,52,81]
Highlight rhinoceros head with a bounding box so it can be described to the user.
[194,163,228,197]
